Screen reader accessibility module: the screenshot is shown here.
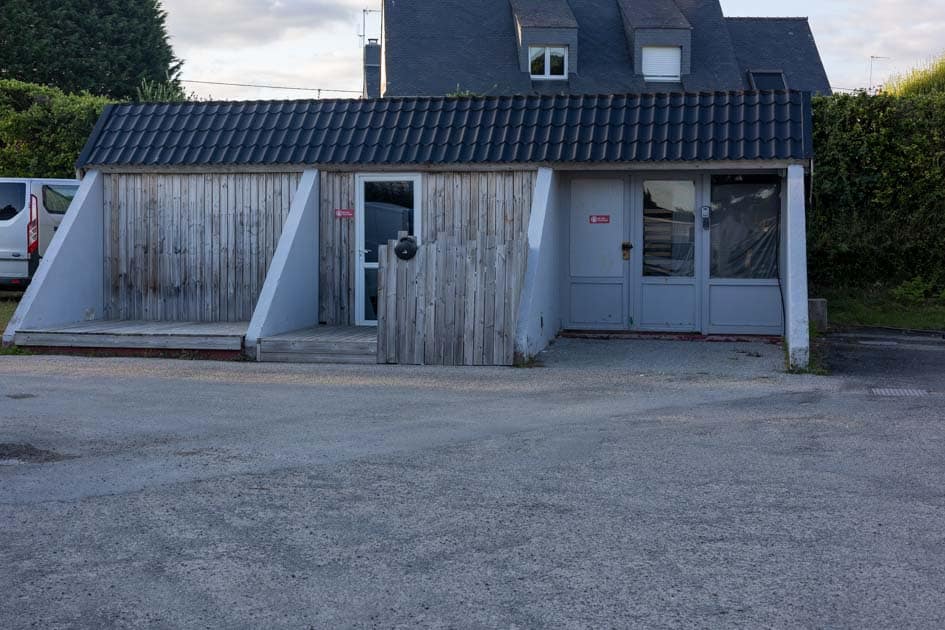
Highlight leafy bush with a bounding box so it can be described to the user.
[0,80,112,179]
[891,277,935,304]
[810,93,945,293]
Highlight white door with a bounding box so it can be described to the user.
[34,180,79,255]
[355,174,422,326]
[0,180,28,282]
[567,178,630,329]
[635,177,701,332]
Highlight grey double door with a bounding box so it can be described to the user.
[567,175,703,332]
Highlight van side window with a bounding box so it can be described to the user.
[43,185,79,215]
[0,182,26,221]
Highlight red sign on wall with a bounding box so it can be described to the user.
[589,214,611,224]
[335,208,355,219]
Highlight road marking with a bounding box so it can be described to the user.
[870,388,930,397]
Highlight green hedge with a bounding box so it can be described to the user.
[810,93,945,291]
[0,80,112,179]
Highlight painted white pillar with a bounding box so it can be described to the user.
[3,170,105,345]
[784,165,810,368]
[245,169,320,354]
[514,167,558,361]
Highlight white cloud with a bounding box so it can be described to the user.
[809,0,945,90]
[162,0,364,47]
[163,0,945,100]
[160,0,380,99]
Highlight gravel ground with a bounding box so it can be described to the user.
[1,334,943,629]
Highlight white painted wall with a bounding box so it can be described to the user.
[783,165,810,368]
[515,168,563,360]
[245,170,320,353]
[3,171,104,345]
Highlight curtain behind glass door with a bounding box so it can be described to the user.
[710,175,781,279]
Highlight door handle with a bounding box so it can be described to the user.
[622,241,633,261]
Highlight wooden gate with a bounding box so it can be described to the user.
[376,235,527,366]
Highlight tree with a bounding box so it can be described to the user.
[0,80,112,178]
[0,0,181,100]
[885,54,945,96]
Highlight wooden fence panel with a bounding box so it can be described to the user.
[377,237,526,366]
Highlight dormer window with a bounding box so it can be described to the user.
[529,46,568,80]
[642,46,682,82]
[749,70,788,90]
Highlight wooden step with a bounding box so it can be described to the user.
[256,326,378,364]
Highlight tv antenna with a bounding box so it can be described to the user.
[869,56,890,94]
[358,8,381,47]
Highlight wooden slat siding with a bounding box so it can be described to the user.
[316,171,536,327]
[376,237,527,366]
[103,173,299,322]
[375,244,387,363]
[385,241,397,364]
[493,242,507,364]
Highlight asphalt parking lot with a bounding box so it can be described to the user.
[1,334,944,629]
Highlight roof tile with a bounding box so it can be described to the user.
[77,91,813,169]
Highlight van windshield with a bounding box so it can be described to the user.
[43,184,78,215]
[0,182,26,221]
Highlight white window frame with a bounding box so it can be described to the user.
[528,45,569,81]
[642,46,682,83]
[355,173,423,326]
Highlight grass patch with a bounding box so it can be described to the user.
[818,286,945,332]
[0,292,20,333]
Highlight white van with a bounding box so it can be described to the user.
[0,178,79,289]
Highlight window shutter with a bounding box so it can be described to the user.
[642,47,682,81]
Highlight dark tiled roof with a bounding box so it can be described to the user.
[381,0,829,97]
[77,91,813,169]
[617,0,691,30]
[509,0,578,28]
[725,18,832,95]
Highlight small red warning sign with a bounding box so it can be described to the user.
[589,215,611,224]
[335,208,355,219]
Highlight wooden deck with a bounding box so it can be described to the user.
[15,320,248,351]
[257,326,378,364]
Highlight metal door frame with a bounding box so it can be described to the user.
[354,173,423,326]
[631,173,707,333]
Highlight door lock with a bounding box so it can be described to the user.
[622,241,633,261]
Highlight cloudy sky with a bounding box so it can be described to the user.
[162,0,945,100]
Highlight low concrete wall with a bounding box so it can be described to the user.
[783,165,811,368]
[3,170,104,344]
[514,168,562,361]
[245,170,319,353]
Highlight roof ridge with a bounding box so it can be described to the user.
[725,16,810,21]
[112,89,809,111]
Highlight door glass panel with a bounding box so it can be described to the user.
[364,180,415,264]
[710,175,781,279]
[643,180,695,277]
[0,183,25,221]
[363,267,379,322]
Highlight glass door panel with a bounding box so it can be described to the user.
[358,177,420,325]
[642,180,696,277]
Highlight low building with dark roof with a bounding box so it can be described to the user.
[5,91,814,368]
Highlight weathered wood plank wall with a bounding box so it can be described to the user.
[376,236,526,366]
[103,173,301,322]
[319,170,536,326]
